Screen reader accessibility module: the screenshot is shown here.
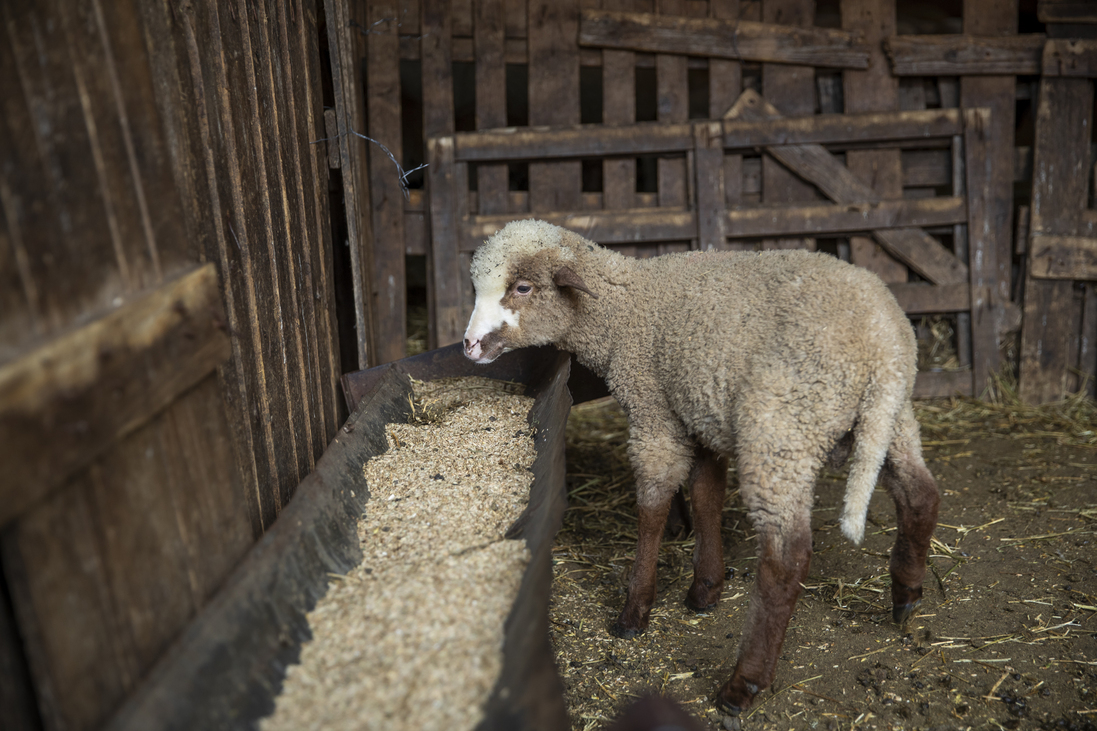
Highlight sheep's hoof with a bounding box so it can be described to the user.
[685,580,723,612]
[609,620,644,639]
[891,583,923,626]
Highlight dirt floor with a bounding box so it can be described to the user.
[549,394,1097,731]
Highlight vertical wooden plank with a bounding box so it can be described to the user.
[56,0,163,291]
[422,0,463,347]
[297,0,343,439]
[279,0,340,449]
[840,0,907,283]
[1020,76,1092,403]
[366,2,408,364]
[475,0,509,214]
[962,0,1017,326]
[1080,284,1097,399]
[694,120,726,250]
[4,484,136,731]
[0,567,39,731]
[183,0,282,527]
[710,0,740,218]
[656,0,688,210]
[601,2,636,211]
[326,0,377,370]
[528,0,582,213]
[760,0,816,251]
[2,2,125,333]
[964,108,1002,397]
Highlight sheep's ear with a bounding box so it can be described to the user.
[553,265,599,299]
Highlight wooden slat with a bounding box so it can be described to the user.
[248,0,318,480]
[656,0,689,217]
[695,121,727,249]
[889,282,972,314]
[461,208,696,250]
[884,34,1044,76]
[602,45,637,209]
[726,197,967,238]
[726,90,969,284]
[1038,0,1097,24]
[294,0,343,441]
[529,0,582,213]
[0,264,230,528]
[1081,284,1097,398]
[1043,38,1097,77]
[710,0,741,219]
[961,0,1015,397]
[2,3,125,333]
[1029,234,1097,280]
[423,0,463,348]
[761,0,817,252]
[366,4,408,364]
[451,109,964,162]
[1020,76,1094,403]
[579,9,869,68]
[475,0,509,215]
[326,0,376,370]
[842,0,907,283]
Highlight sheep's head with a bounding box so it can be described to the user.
[463,220,598,364]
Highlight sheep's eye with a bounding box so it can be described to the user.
[515,283,533,295]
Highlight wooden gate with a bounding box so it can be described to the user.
[419,1,1007,399]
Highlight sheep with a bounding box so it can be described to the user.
[463,219,939,726]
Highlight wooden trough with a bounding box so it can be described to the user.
[103,344,574,731]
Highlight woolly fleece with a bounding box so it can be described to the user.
[467,220,925,546]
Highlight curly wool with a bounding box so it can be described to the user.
[471,220,920,544]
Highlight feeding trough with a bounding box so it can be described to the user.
[105,343,577,731]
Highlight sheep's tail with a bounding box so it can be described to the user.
[839,377,905,544]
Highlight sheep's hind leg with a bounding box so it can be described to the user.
[611,498,673,638]
[715,509,812,724]
[685,447,728,611]
[883,404,940,626]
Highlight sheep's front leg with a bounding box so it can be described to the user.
[612,428,694,639]
[685,447,727,611]
[610,497,672,638]
[716,512,812,725]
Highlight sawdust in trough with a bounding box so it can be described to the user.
[261,377,536,731]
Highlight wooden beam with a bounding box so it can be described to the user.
[578,9,869,68]
[725,90,969,285]
[1038,0,1097,24]
[451,108,963,163]
[1042,39,1097,77]
[889,282,972,314]
[460,209,696,251]
[1029,234,1097,280]
[0,264,230,528]
[726,197,967,238]
[884,34,1045,76]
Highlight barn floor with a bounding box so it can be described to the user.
[551,393,1097,731]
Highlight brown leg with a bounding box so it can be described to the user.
[611,498,672,638]
[716,513,812,720]
[686,448,728,611]
[882,407,940,626]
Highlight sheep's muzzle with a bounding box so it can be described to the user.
[463,331,507,364]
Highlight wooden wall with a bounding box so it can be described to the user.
[362,0,1094,403]
[0,0,349,728]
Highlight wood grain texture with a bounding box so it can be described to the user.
[579,8,869,67]
[1042,38,1097,77]
[656,0,689,214]
[1038,0,1097,24]
[602,47,638,210]
[366,4,408,364]
[529,0,582,213]
[884,34,1045,75]
[475,0,509,215]
[1020,76,1093,403]
[842,0,907,283]
[0,264,230,529]
[761,0,817,251]
[1029,234,1097,279]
